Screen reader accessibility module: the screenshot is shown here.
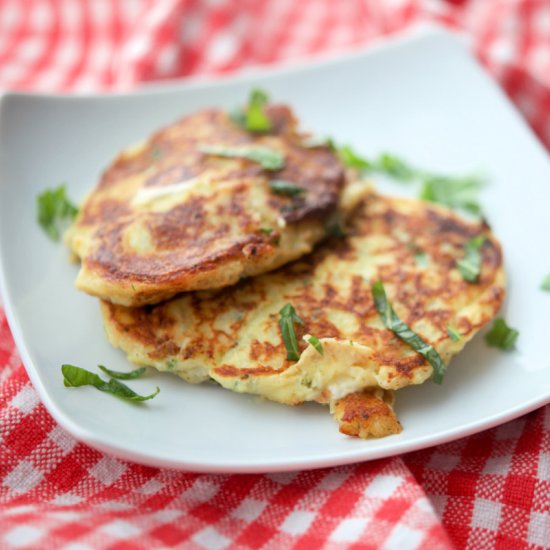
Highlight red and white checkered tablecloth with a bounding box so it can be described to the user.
[0,1,549,549]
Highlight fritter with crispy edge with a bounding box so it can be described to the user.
[100,194,505,438]
[65,104,350,306]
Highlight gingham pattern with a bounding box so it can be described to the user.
[0,1,549,548]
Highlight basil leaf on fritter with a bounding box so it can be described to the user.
[371,281,447,384]
[278,304,305,361]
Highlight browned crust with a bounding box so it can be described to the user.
[330,390,402,438]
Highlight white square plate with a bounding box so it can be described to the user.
[1,26,549,473]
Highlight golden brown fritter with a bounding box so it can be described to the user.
[66,105,348,306]
[101,194,505,438]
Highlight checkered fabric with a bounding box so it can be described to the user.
[0,1,549,549]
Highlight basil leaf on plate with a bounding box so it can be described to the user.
[485,318,519,351]
[420,174,484,215]
[62,365,159,402]
[98,365,146,380]
[37,184,78,241]
[337,145,373,171]
[376,153,416,181]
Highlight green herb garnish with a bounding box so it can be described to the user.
[447,325,462,342]
[37,184,78,241]
[541,274,550,292]
[245,88,272,132]
[376,153,416,181]
[420,174,483,215]
[456,235,486,283]
[198,144,284,171]
[337,145,373,171]
[335,146,484,213]
[371,280,447,384]
[301,135,335,149]
[260,227,273,235]
[98,365,146,380]
[278,303,304,361]
[229,88,272,132]
[306,335,323,356]
[414,251,429,268]
[269,180,305,196]
[62,365,159,401]
[484,318,519,351]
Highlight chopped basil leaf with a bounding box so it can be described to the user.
[541,274,550,292]
[245,88,272,132]
[420,174,483,215]
[62,365,159,401]
[337,148,416,181]
[269,180,305,196]
[371,280,447,384]
[377,153,416,181]
[337,145,373,171]
[98,365,146,380]
[37,184,78,241]
[278,303,304,361]
[198,144,284,170]
[415,252,428,268]
[485,318,519,351]
[260,227,273,235]
[306,335,324,356]
[456,235,486,283]
[229,88,272,132]
[301,135,335,149]
[447,325,462,342]
[335,146,484,212]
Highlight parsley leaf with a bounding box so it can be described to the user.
[98,365,146,380]
[62,365,159,401]
[37,184,78,241]
[541,274,550,292]
[306,335,324,356]
[371,280,447,384]
[278,303,304,361]
[198,144,284,170]
[269,180,305,196]
[456,235,486,283]
[485,318,519,351]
